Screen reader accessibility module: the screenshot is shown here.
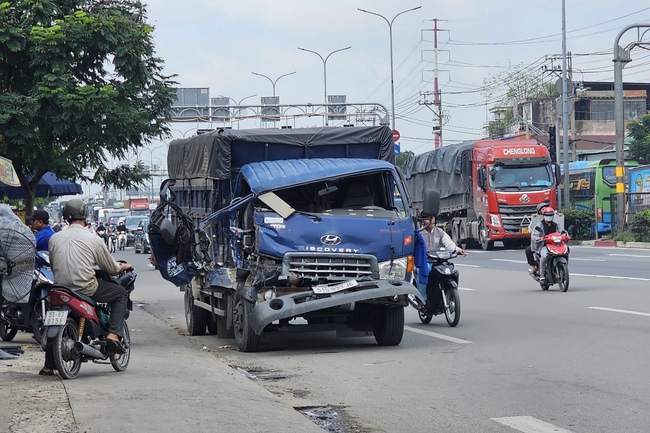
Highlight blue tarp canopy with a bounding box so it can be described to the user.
[239,158,394,195]
[0,172,83,199]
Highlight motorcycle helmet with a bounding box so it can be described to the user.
[62,199,87,222]
[541,206,554,222]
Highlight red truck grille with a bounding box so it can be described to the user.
[497,204,538,233]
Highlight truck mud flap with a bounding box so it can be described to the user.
[249,280,421,335]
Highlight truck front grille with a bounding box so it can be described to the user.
[282,253,377,280]
[497,204,538,234]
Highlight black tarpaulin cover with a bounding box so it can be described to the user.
[402,141,474,210]
[167,126,396,180]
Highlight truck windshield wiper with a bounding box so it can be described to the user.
[292,210,322,222]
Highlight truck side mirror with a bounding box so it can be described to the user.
[554,163,562,186]
[422,189,440,218]
[477,167,487,191]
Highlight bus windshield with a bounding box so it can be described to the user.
[488,165,554,190]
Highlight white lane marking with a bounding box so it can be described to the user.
[492,416,573,433]
[572,273,650,282]
[456,263,481,268]
[608,253,650,258]
[570,257,606,261]
[588,306,650,317]
[492,259,526,264]
[458,287,475,291]
[404,326,472,344]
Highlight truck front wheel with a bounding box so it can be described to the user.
[372,305,404,346]
[479,221,494,251]
[233,292,261,352]
[184,286,207,336]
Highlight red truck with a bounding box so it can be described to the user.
[404,138,558,250]
[123,197,149,216]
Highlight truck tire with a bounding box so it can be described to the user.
[479,221,494,251]
[184,287,207,336]
[372,305,404,346]
[233,292,261,352]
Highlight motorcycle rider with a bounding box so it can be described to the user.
[416,213,466,313]
[116,220,127,250]
[534,207,569,282]
[96,222,108,245]
[41,199,133,376]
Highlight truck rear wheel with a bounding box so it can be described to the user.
[372,305,404,346]
[233,292,261,352]
[184,286,207,336]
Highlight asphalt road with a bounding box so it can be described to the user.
[134,243,650,433]
[5,244,650,432]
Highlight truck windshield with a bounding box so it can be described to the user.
[489,165,553,190]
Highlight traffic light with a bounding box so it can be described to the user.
[548,126,557,162]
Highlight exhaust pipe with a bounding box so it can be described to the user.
[72,341,104,359]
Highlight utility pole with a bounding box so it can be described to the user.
[561,0,570,209]
[613,24,650,233]
[422,18,447,149]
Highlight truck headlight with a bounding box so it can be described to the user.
[378,258,408,280]
[489,213,501,227]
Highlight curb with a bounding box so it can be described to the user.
[574,240,650,249]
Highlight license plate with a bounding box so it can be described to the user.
[313,280,359,295]
[44,310,68,326]
[522,227,529,234]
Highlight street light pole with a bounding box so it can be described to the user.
[358,6,421,130]
[251,71,296,97]
[298,46,351,126]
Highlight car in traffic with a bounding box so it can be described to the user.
[124,215,149,246]
[133,219,150,254]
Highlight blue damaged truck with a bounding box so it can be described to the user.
[153,126,426,352]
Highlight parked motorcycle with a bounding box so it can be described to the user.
[409,248,461,327]
[0,251,53,344]
[530,232,570,292]
[40,263,137,379]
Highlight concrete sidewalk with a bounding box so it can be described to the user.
[1,307,326,433]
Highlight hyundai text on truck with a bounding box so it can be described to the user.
[403,138,558,250]
[151,126,428,352]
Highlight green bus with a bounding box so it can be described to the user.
[563,159,644,234]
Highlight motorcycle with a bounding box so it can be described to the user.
[97,229,108,247]
[531,232,570,292]
[117,231,127,251]
[409,248,461,327]
[108,232,117,253]
[0,251,53,344]
[40,263,137,379]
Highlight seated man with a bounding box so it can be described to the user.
[416,213,466,312]
[41,199,133,376]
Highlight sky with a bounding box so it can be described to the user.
[86,0,650,198]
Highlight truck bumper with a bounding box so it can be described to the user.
[249,280,421,335]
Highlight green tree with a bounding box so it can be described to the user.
[627,113,650,161]
[395,150,414,171]
[482,64,558,138]
[0,0,176,216]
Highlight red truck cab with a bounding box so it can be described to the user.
[473,139,557,248]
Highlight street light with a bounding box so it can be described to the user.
[218,94,257,106]
[297,46,351,126]
[358,6,422,130]
[138,145,164,199]
[251,71,296,97]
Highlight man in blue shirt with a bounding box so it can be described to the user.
[31,210,55,251]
